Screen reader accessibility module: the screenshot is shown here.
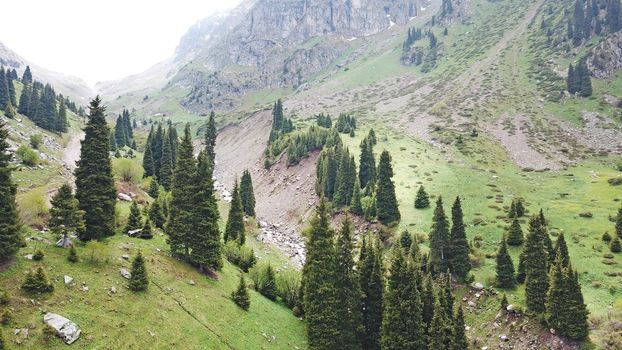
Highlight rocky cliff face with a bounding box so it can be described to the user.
[588,31,622,79]
[174,0,424,113]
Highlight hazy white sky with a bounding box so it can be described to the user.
[0,0,242,86]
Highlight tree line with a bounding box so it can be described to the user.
[111,109,136,150]
[142,121,180,190]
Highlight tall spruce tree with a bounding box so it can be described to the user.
[165,124,197,258]
[142,126,155,177]
[452,307,468,350]
[189,151,222,271]
[428,298,451,350]
[351,177,364,215]
[333,216,362,349]
[49,183,85,240]
[152,124,164,179]
[75,97,116,241]
[359,138,376,189]
[554,233,570,268]
[302,199,341,350]
[421,275,435,334]
[495,238,516,288]
[506,217,524,246]
[205,111,217,163]
[429,196,450,275]
[18,82,31,116]
[577,59,593,97]
[449,196,471,280]
[159,134,174,190]
[358,237,383,350]
[114,115,127,147]
[22,66,33,84]
[563,266,589,339]
[523,215,549,313]
[239,170,256,217]
[224,180,245,244]
[375,150,400,225]
[608,0,621,32]
[0,68,8,110]
[0,121,21,261]
[168,123,178,165]
[381,248,426,349]
[546,253,569,336]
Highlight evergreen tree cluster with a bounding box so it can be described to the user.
[402,26,423,51]
[287,125,336,166]
[428,196,471,280]
[165,123,222,272]
[566,59,592,97]
[268,99,294,144]
[302,200,468,349]
[113,109,135,149]
[0,67,17,116]
[142,122,179,190]
[335,113,356,134]
[315,113,332,128]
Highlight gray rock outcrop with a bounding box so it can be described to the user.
[43,313,81,344]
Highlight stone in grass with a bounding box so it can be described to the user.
[119,268,131,279]
[64,275,73,285]
[43,313,81,344]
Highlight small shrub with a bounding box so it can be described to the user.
[578,211,593,218]
[231,275,250,311]
[17,189,48,227]
[67,246,78,263]
[603,232,613,242]
[42,324,57,343]
[84,240,107,263]
[0,310,12,325]
[16,145,39,166]
[609,177,622,186]
[113,158,144,184]
[224,242,256,272]
[0,290,9,305]
[29,134,43,149]
[611,236,622,253]
[276,269,301,309]
[33,249,44,261]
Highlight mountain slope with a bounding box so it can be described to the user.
[0,41,93,102]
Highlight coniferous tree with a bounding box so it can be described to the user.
[18,83,31,116]
[546,253,568,335]
[240,170,256,217]
[205,111,217,163]
[421,275,435,334]
[567,64,580,94]
[190,151,222,271]
[166,124,197,258]
[335,151,356,207]
[449,196,471,280]
[148,199,165,229]
[3,101,15,119]
[22,66,33,84]
[232,275,250,310]
[506,217,524,246]
[381,248,426,350]
[350,177,364,215]
[6,76,16,108]
[142,127,155,178]
[152,124,164,179]
[159,134,173,190]
[615,205,622,238]
[414,185,430,209]
[57,99,67,132]
[554,233,570,268]
[359,138,376,189]
[258,264,278,301]
[375,150,400,225]
[125,201,143,233]
[148,179,160,199]
[573,0,586,45]
[610,235,621,252]
[428,298,449,350]
[167,123,178,165]
[67,245,78,262]
[128,251,148,291]
[0,121,21,261]
[302,199,341,350]
[358,237,383,350]
[225,180,245,244]
[75,97,116,241]
[49,183,85,241]
[0,68,8,110]
[515,199,525,217]
[109,130,117,152]
[21,267,54,293]
[334,216,362,349]
[452,307,468,350]
[577,59,592,97]
[523,215,549,313]
[564,267,589,339]
[429,196,450,275]
[141,219,153,239]
[496,238,516,288]
[114,115,127,147]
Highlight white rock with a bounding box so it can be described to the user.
[500,334,508,341]
[467,301,477,308]
[117,193,132,201]
[473,282,484,290]
[64,275,73,285]
[110,286,117,294]
[188,280,196,286]
[119,268,131,279]
[43,313,81,344]
[23,254,33,260]
[121,254,130,260]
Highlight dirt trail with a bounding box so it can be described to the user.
[63,131,84,173]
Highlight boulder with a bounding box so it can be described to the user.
[43,313,81,344]
[117,193,132,201]
[119,268,131,279]
[64,275,73,285]
[473,282,484,291]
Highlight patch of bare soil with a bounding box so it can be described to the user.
[558,112,622,154]
[489,115,564,171]
[214,110,318,267]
